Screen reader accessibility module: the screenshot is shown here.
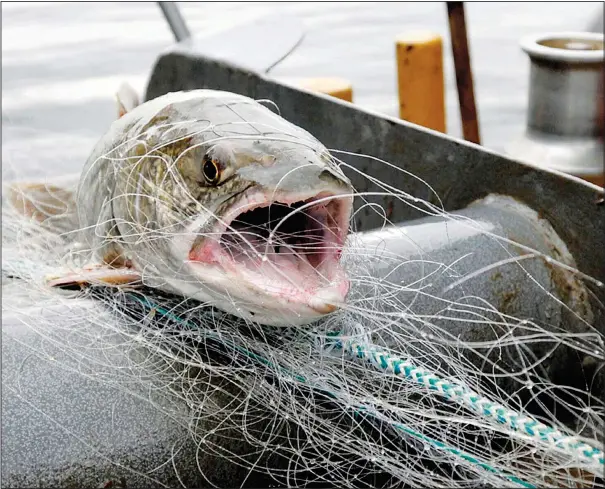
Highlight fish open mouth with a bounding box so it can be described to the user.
[188,189,352,313]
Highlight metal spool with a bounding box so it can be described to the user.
[507,32,604,187]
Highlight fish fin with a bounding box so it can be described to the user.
[7,181,78,233]
[116,82,140,118]
[45,264,141,289]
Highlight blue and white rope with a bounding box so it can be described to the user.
[336,337,604,471]
[124,294,600,486]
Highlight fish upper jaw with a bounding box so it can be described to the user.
[184,186,353,326]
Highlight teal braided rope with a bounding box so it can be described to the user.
[124,293,536,488]
[335,337,604,472]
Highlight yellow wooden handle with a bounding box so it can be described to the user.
[396,31,446,133]
[282,77,354,102]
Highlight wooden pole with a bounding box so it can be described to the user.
[395,31,446,133]
[446,2,481,144]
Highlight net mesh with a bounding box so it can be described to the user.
[2,109,604,489]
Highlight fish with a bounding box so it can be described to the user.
[12,88,354,327]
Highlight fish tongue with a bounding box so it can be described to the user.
[256,242,297,280]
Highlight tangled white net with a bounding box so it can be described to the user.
[2,103,604,489]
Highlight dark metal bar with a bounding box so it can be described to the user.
[158,2,191,43]
[447,2,481,145]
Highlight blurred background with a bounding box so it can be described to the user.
[1,1,601,180]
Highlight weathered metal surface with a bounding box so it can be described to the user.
[145,52,604,290]
[350,194,599,396]
[354,194,593,329]
[523,34,602,137]
[446,1,481,144]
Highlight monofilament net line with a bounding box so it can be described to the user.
[3,108,604,488]
[125,292,540,488]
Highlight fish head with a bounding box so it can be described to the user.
[174,137,353,326]
[133,93,354,326]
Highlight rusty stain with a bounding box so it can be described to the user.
[386,199,394,220]
[537,217,593,322]
[498,286,520,315]
[491,271,503,281]
[491,270,523,315]
[502,197,593,325]
[97,478,127,489]
[542,255,592,322]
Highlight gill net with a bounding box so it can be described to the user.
[2,107,604,489]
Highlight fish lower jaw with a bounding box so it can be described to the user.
[225,283,349,327]
[185,258,349,326]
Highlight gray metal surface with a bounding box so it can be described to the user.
[354,194,592,332]
[524,33,603,137]
[351,194,599,395]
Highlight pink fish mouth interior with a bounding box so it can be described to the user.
[189,190,352,309]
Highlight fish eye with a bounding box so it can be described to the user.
[202,156,220,185]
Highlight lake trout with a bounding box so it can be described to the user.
[11,89,354,327]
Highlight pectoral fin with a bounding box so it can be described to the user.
[46,264,141,289]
